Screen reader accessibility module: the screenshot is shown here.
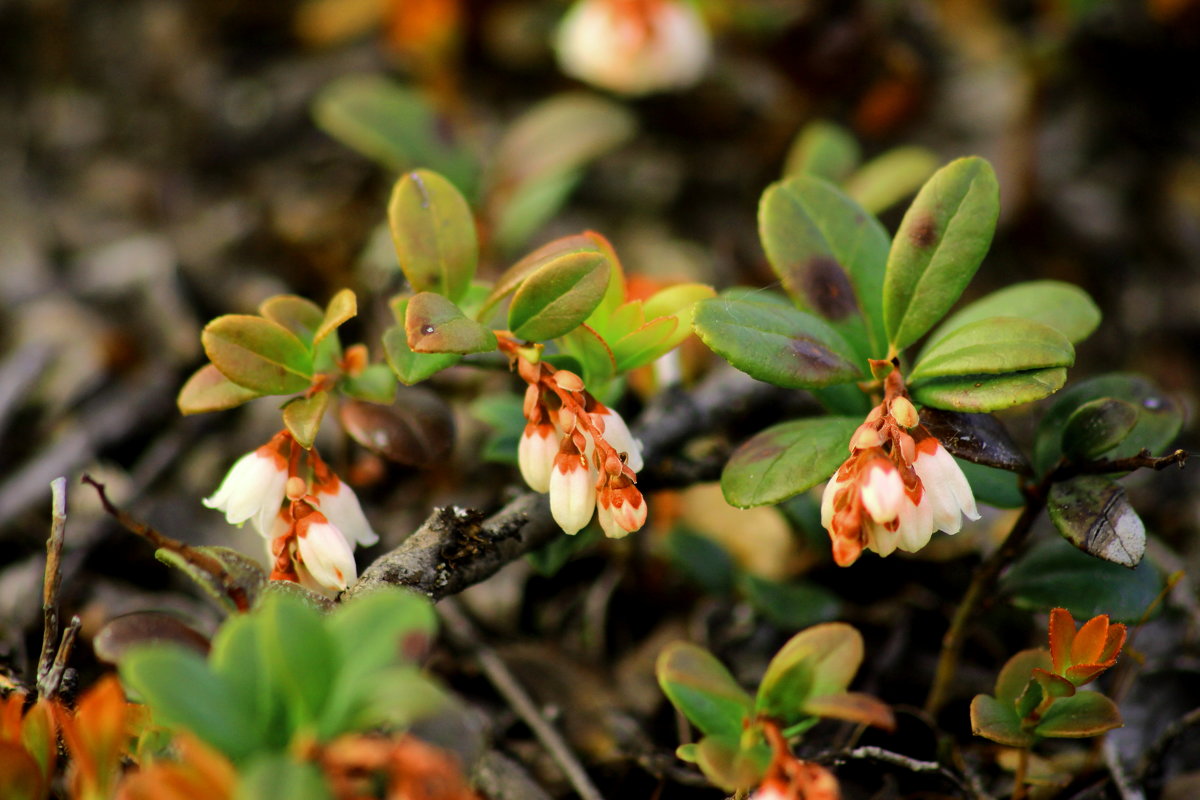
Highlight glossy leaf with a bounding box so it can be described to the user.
[656,642,753,739]
[178,364,261,415]
[1001,538,1163,622]
[1047,477,1145,568]
[382,299,461,385]
[1035,692,1123,738]
[918,407,1031,474]
[340,391,454,467]
[759,175,890,357]
[958,459,1024,508]
[482,232,614,321]
[313,289,356,347]
[923,281,1100,352]
[638,282,716,353]
[970,694,1034,747]
[259,295,325,343]
[910,317,1074,381]
[341,364,398,405]
[911,367,1068,412]
[311,75,476,194]
[388,171,477,303]
[693,298,863,389]
[757,623,863,721]
[611,316,677,371]
[202,315,313,395]
[507,247,610,341]
[783,120,860,182]
[1061,398,1139,461]
[843,146,938,214]
[721,416,859,507]
[405,292,496,354]
[120,647,259,760]
[883,157,1000,350]
[281,391,328,449]
[558,324,617,388]
[1034,374,1183,473]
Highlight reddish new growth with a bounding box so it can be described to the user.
[497,333,647,539]
[1047,607,1127,687]
[752,720,841,800]
[821,361,979,566]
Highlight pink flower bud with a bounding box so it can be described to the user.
[597,483,647,539]
[858,459,904,524]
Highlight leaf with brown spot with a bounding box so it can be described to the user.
[405,292,497,354]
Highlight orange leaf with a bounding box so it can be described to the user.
[801,691,895,732]
[1047,608,1074,674]
[1070,614,1111,666]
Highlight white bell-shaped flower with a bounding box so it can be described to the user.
[518,422,562,494]
[295,508,358,593]
[313,477,379,549]
[203,444,289,537]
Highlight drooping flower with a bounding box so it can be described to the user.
[549,434,597,535]
[555,0,711,96]
[588,400,645,473]
[311,451,379,549]
[821,368,979,566]
[293,502,359,593]
[518,421,561,493]
[203,430,290,537]
[596,472,647,539]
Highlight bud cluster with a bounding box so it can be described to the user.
[821,364,979,567]
[203,430,378,595]
[504,338,647,539]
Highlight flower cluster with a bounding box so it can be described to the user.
[555,0,711,96]
[821,363,979,567]
[203,430,378,594]
[504,338,647,539]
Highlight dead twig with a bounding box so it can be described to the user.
[439,598,606,800]
[36,477,68,697]
[823,745,989,800]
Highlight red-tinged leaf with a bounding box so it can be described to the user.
[405,292,497,354]
[0,742,45,800]
[692,734,771,793]
[480,232,613,320]
[388,170,477,303]
[19,700,56,787]
[1026,668,1076,723]
[282,391,330,450]
[995,649,1053,705]
[93,612,211,666]
[339,392,454,468]
[177,364,261,415]
[202,315,313,395]
[1071,614,1111,666]
[259,295,325,343]
[757,623,863,723]
[656,642,754,739]
[1048,607,1074,674]
[1035,692,1123,739]
[59,675,135,796]
[970,695,1036,747]
[313,288,356,346]
[801,691,895,731]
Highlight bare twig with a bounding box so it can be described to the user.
[439,599,606,800]
[36,477,68,697]
[1050,449,1189,480]
[821,745,986,799]
[1102,736,1144,800]
[39,615,81,700]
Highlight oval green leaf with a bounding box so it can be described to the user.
[383,323,460,385]
[282,391,329,450]
[759,175,890,357]
[388,170,477,303]
[612,316,678,371]
[1048,476,1145,568]
[910,317,1074,381]
[970,694,1035,747]
[656,642,753,739]
[884,156,1000,351]
[922,281,1100,353]
[259,295,325,344]
[313,289,357,347]
[721,416,859,508]
[178,364,261,415]
[202,315,313,395]
[1035,692,1123,739]
[782,120,860,182]
[405,292,497,354]
[257,594,337,730]
[843,146,938,215]
[757,623,863,721]
[507,249,610,342]
[693,298,864,389]
[1061,398,1139,461]
[911,367,1068,413]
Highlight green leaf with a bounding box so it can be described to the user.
[507,247,610,341]
[782,120,860,182]
[721,416,860,508]
[235,755,333,800]
[311,75,476,195]
[759,175,890,357]
[666,529,738,595]
[1035,692,1123,738]
[470,391,525,465]
[922,281,1100,352]
[739,574,842,630]
[693,298,864,389]
[120,646,259,760]
[1034,374,1183,474]
[1061,398,1139,461]
[639,283,716,355]
[353,665,446,730]
[757,623,863,722]
[259,295,325,344]
[282,391,329,449]
[843,146,938,215]
[154,546,266,615]
[1001,538,1163,623]
[692,734,772,793]
[313,289,357,347]
[405,292,497,354]
[558,324,617,388]
[1047,477,1145,568]
[341,364,398,404]
[611,317,678,371]
[656,642,754,738]
[202,315,313,395]
[911,367,1068,412]
[257,594,337,730]
[209,613,286,750]
[800,691,894,730]
[958,459,1024,508]
[911,318,1074,382]
[995,649,1054,705]
[481,232,615,322]
[492,169,581,253]
[970,694,1035,747]
[382,299,461,385]
[388,171,477,303]
[883,156,1000,351]
[177,364,261,414]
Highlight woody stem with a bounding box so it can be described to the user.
[1011,747,1029,800]
[924,483,1048,716]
